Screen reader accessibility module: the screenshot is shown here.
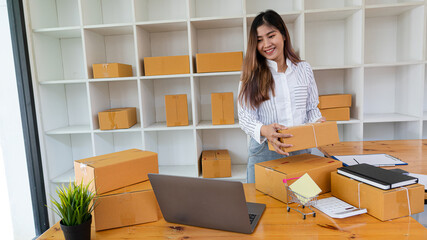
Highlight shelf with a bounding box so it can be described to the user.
[93,123,142,133]
[202,164,247,182]
[312,64,362,70]
[159,165,199,177]
[192,71,241,77]
[196,120,240,129]
[134,0,187,22]
[144,122,194,131]
[39,79,87,85]
[29,0,80,29]
[33,27,81,38]
[305,7,361,22]
[305,1,362,10]
[81,0,133,25]
[84,25,134,35]
[336,119,361,124]
[46,125,92,135]
[51,169,74,183]
[190,17,243,29]
[141,74,192,80]
[136,20,187,33]
[94,131,143,156]
[364,113,420,123]
[89,77,138,82]
[364,61,424,68]
[365,2,424,17]
[363,121,421,140]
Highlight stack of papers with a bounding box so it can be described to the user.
[289,173,321,205]
[333,154,407,167]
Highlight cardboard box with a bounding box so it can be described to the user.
[202,150,231,178]
[255,153,342,203]
[94,180,160,231]
[268,122,339,152]
[211,92,234,125]
[143,55,190,76]
[74,149,158,195]
[196,52,243,73]
[165,94,189,127]
[320,107,350,121]
[318,94,352,109]
[98,107,137,130]
[92,63,133,78]
[331,172,424,221]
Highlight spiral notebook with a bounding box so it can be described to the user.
[332,154,407,167]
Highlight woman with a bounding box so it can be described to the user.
[238,10,324,183]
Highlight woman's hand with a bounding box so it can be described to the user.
[260,123,293,156]
[316,117,326,123]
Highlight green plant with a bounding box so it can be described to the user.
[49,181,96,226]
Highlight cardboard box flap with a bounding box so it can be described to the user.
[76,149,156,168]
[100,180,153,197]
[256,153,340,173]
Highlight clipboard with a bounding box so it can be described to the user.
[332,153,407,167]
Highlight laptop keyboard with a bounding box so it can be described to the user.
[249,213,257,224]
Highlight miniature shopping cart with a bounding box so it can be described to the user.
[283,177,318,220]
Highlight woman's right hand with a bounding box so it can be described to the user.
[260,123,293,156]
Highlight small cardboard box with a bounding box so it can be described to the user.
[165,94,189,127]
[94,180,160,231]
[202,150,231,178]
[196,52,243,73]
[211,92,234,125]
[74,149,158,195]
[92,63,133,78]
[320,107,350,121]
[318,94,352,109]
[255,154,342,203]
[331,172,424,221]
[143,55,190,76]
[98,107,137,130]
[268,122,339,152]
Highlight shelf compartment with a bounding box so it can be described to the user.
[29,0,80,29]
[94,131,143,156]
[195,129,249,178]
[136,23,189,76]
[45,133,93,182]
[144,130,197,176]
[423,121,427,138]
[33,30,86,82]
[305,9,362,68]
[365,1,424,11]
[363,121,421,140]
[424,64,427,117]
[81,0,133,25]
[134,0,187,22]
[246,13,303,58]
[46,125,92,135]
[39,83,90,132]
[314,67,363,121]
[305,0,362,10]
[189,0,243,18]
[196,120,240,130]
[193,74,240,126]
[89,80,140,130]
[246,0,302,15]
[337,123,363,141]
[365,5,424,64]
[364,64,424,120]
[140,77,192,128]
[84,27,137,78]
[190,17,243,29]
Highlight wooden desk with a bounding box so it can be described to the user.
[318,139,427,174]
[38,184,427,239]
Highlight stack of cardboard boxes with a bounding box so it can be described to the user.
[318,94,352,121]
[74,149,160,231]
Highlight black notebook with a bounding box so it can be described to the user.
[337,164,418,190]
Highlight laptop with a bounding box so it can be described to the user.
[148,173,265,234]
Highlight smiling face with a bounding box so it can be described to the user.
[256,24,285,65]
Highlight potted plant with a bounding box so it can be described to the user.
[49,181,96,240]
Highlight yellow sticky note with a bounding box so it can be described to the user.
[289,173,321,205]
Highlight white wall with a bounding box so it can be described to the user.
[0,0,36,239]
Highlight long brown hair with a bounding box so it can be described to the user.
[239,10,301,109]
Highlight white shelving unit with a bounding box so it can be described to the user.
[23,0,427,224]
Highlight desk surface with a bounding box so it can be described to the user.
[38,183,427,239]
[319,139,427,174]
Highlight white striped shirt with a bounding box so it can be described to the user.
[238,58,322,144]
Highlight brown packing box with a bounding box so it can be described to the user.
[98,107,137,130]
[196,52,243,73]
[318,94,352,109]
[94,180,160,231]
[320,107,350,121]
[202,150,231,178]
[144,55,190,76]
[74,149,158,195]
[255,153,342,203]
[165,94,189,127]
[211,92,235,125]
[268,121,339,152]
[331,172,424,221]
[92,63,133,78]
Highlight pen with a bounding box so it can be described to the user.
[353,158,360,164]
[375,164,396,167]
